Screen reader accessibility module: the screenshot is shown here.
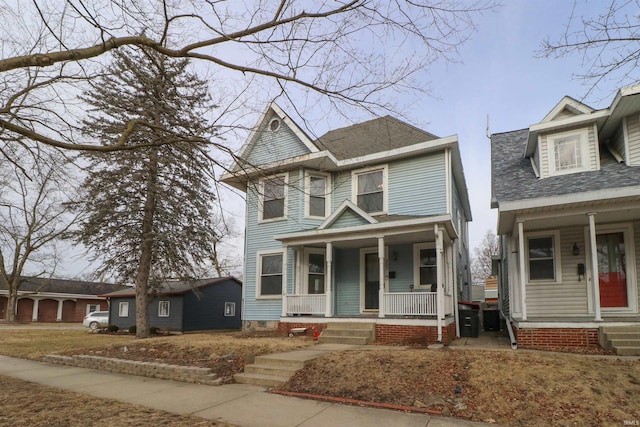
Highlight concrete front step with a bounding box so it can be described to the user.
[605,332,640,340]
[233,372,291,387]
[599,326,640,355]
[321,328,375,338]
[600,326,640,333]
[614,346,640,356]
[318,335,370,345]
[328,322,376,330]
[609,339,640,348]
[244,363,299,377]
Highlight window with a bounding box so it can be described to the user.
[305,173,330,218]
[260,175,287,221]
[118,301,129,317]
[158,300,170,317]
[269,118,281,132]
[86,304,99,314]
[548,129,589,176]
[258,252,283,297]
[224,302,236,317]
[305,249,326,294]
[526,232,561,282]
[353,166,387,214]
[413,243,437,289]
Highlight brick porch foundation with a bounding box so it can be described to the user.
[514,326,600,350]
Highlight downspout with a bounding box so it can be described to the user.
[499,308,518,349]
[435,224,443,343]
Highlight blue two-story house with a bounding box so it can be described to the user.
[222,103,472,344]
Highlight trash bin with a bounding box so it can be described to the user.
[483,309,500,331]
[459,309,479,338]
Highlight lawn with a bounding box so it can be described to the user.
[0,327,638,426]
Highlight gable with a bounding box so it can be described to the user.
[319,200,377,230]
[541,96,594,123]
[327,209,372,229]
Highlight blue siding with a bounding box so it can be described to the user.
[334,248,361,315]
[245,117,311,166]
[330,209,370,228]
[388,152,447,216]
[388,244,414,292]
[182,280,242,331]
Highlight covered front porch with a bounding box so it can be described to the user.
[274,212,461,342]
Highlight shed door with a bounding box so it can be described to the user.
[597,232,628,308]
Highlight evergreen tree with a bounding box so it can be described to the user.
[73,47,218,338]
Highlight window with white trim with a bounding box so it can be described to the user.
[352,166,387,214]
[413,243,437,289]
[260,175,287,222]
[305,249,326,294]
[258,252,283,297]
[118,301,129,317]
[547,129,589,176]
[86,304,99,314]
[305,172,330,218]
[158,300,170,317]
[224,302,236,316]
[526,231,562,282]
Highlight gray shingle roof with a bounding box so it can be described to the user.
[491,129,640,204]
[315,116,439,160]
[0,277,125,295]
[100,277,241,297]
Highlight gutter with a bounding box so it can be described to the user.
[499,308,517,349]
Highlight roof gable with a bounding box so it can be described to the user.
[315,115,438,160]
[541,96,594,122]
[234,103,318,170]
[319,200,377,230]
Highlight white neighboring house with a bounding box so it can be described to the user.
[491,85,640,354]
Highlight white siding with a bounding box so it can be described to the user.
[626,115,640,165]
[525,227,589,317]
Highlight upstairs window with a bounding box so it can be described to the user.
[260,175,287,222]
[548,129,589,176]
[305,173,330,218]
[353,166,387,214]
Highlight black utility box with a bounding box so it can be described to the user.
[459,309,479,338]
[483,309,500,331]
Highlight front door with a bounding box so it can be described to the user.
[364,252,379,310]
[597,232,628,308]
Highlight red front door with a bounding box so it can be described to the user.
[597,232,628,308]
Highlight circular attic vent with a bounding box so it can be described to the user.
[269,118,281,132]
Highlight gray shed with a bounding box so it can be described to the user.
[101,277,242,332]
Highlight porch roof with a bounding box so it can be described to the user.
[274,214,456,247]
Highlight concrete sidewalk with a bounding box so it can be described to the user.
[0,354,497,427]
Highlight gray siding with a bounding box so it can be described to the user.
[182,280,242,331]
[499,235,510,315]
[245,118,311,167]
[627,115,640,165]
[635,220,640,312]
[108,296,185,331]
[108,297,136,330]
[525,226,589,317]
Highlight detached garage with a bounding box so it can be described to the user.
[101,277,242,332]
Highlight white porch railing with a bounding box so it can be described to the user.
[286,294,326,315]
[384,292,437,316]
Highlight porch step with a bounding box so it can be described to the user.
[599,326,640,355]
[318,322,375,345]
[233,350,318,387]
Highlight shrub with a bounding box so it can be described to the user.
[150,326,160,335]
[106,324,119,333]
[128,325,136,334]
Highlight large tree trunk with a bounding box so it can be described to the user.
[6,290,17,322]
[134,148,159,339]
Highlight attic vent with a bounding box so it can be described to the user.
[269,118,281,132]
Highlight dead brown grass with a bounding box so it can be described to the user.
[0,374,235,426]
[279,348,640,427]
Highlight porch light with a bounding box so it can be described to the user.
[572,242,579,256]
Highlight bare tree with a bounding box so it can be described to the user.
[471,230,499,285]
[0,148,79,321]
[539,1,640,97]
[0,1,495,160]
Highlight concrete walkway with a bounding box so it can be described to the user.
[0,352,498,427]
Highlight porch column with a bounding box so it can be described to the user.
[281,245,288,317]
[588,213,602,321]
[378,236,385,318]
[435,224,443,342]
[31,298,39,321]
[517,221,527,321]
[325,242,333,317]
[56,300,64,321]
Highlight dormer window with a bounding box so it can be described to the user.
[547,129,589,176]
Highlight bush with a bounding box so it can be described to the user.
[128,325,136,334]
[150,326,160,335]
[106,324,119,333]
